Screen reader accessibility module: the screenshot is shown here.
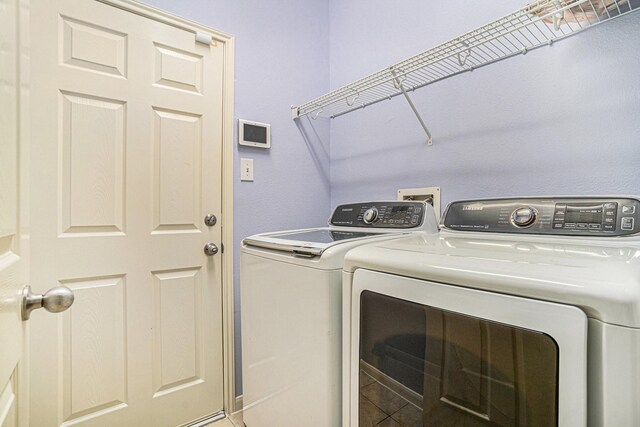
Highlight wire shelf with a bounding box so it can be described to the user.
[292,0,639,133]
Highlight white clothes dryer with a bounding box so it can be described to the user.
[240,201,439,427]
[343,196,640,427]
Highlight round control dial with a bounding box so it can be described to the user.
[363,207,379,224]
[511,207,537,227]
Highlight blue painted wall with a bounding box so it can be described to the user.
[329,0,640,213]
[141,0,331,395]
[142,0,640,398]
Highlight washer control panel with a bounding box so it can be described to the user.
[443,197,640,236]
[511,207,537,227]
[330,201,426,229]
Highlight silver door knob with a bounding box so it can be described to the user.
[204,243,219,256]
[22,285,74,321]
[204,214,217,227]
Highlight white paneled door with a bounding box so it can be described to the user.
[29,1,225,426]
[0,0,25,426]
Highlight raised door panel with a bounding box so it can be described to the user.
[60,92,126,235]
[152,268,203,396]
[0,374,17,427]
[61,276,127,424]
[153,44,202,93]
[152,108,202,233]
[61,16,128,78]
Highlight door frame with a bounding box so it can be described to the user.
[24,0,237,415]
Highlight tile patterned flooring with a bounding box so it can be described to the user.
[359,370,423,427]
[211,370,423,427]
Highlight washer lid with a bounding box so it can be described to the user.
[265,229,382,244]
[344,232,640,328]
[243,228,398,257]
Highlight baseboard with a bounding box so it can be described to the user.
[234,395,243,413]
[184,411,226,427]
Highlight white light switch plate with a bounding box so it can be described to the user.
[240,158,254,181]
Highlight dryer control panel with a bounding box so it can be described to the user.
[330,201,426,229]
[443,197,640,236]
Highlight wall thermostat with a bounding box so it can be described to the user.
[239,119,270,148]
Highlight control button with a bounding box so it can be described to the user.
[605,211,616,216]
[564,223,576,228]
[604,225,615,231]
[623,205,636,214]
[622,217,634,230]
[511,207,537,227]
[555,204,567,210]
[414,207,422,213]
[363,207,379,224]
[553,223,563,229]
[577,223,588,229]
[604,203,617,209]
[589,224,601,230]
[604,217,615,224]
[411,215,419,224]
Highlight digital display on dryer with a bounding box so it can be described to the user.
[564,204,603,224]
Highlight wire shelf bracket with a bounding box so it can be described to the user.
[291,0,640,147]
[391,67,433,146]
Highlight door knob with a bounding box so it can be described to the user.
[204,214,217,227]
[204,243,219,256]
[22,285,74,321]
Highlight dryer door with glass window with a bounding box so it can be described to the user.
[349,269,587,427]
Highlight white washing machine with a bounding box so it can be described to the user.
[240,201,439,427]
[342,196,640,427]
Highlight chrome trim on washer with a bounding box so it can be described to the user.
[243,238,324,257]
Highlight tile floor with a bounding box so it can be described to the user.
[208,369,423,427]
[360,370,423,427]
